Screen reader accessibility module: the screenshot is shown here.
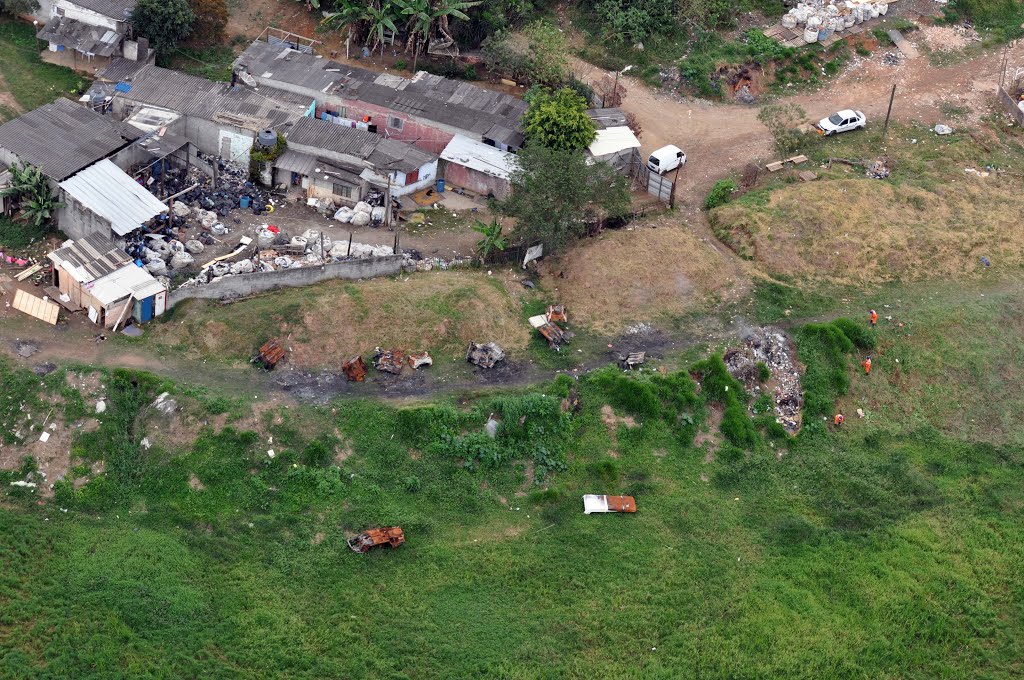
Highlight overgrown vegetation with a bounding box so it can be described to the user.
[703,177,736,210]
[3,291,1023,675]
[0,20,84,121]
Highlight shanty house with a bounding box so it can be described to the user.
[47,233,167,327]
[587,126,642,174]
[57,159,167,240]
[282,116,438,202]
[97,59,312,164]
[439,134,515,199]
[35,0,151,72]
[0,97,142,185]
[234,40,527,154]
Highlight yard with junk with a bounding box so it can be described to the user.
[4,0,1024,675]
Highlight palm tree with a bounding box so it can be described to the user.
[397,0,431,72]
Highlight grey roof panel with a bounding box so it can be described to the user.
[49,232,132,281]
[285,117,435,174]
[0,98,138,181]
[37,16,124,57]
[72,0,136,20]
[235,40,527,145]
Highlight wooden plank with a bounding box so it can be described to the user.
[888,30,920,59]
[798,171,819,182]
[786,154,809,164]
[43,286,81,312]
[766,161,785,172]
[13,289,59,325]
[14,263,43,282]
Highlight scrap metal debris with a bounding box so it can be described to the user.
[347,526,405,553]
[466,342,505,369]
[866,159,891,179]
[582,495,637,514]
[619,351,646,371]
[373,348,407,374]
[251,339,285,370]
[546,305,567,323]
[408,351,433,369]
[342,355,368,382]
[529,314,573,350]
[724,326,803,433]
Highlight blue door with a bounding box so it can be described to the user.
[140,296,154,322]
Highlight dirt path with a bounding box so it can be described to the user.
[572,38,1024,208]
[0,71,24,121]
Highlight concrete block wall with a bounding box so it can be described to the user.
[167,256,401,307]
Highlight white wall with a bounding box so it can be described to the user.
[55,0,123,30]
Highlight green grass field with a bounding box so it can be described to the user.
[2,280,1022,678]
[0,20,85,122]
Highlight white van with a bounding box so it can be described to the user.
[647,145,686,174]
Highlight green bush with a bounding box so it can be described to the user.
[831,317,876,350]
[756,362,771,382]
[795,320,872,419]
[704,179,737,210]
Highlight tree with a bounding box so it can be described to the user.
[471,218,507,262]
[482,19,568,86]
[1,163,63,232]
[398,0,480,72]
[522,87,597,151]
[188,0,227,45]
[499,147,630,253]
[1,0,39,16]
[757,102,809,155]
[132,0,195,59]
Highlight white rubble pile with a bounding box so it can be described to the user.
[781,0,891,43]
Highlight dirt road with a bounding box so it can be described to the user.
[573,35,1024,208]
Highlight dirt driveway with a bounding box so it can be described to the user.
[572,37,1024,208]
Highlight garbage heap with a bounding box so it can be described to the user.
[724,326,803,433]
[781,0,891,43]
[133,155,278,216]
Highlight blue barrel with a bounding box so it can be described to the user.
[240,196,251,209]
[436,178,445,193]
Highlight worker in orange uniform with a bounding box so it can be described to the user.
[834,413,844,427]
[861,355,872,376]
[869,309,878,327]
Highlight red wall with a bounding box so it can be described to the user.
[334,99,455,155]
[442,161,510,200]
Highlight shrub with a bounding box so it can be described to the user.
[302,439,333,467]
[704,178,737,210]
[394,58,408,71]
[756,362,771,382]
[796,320,864,419]
[831,317,876,350]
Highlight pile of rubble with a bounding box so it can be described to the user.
[866,159,891,179]
[124,230,210,277]
[724,326,803,433]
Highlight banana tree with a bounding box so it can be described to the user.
[1,162,63,231]
[364,1,399,62]
[320,0,371,49]
[471,218,507,262]
[430,0,479,48]
[397,0,431,72]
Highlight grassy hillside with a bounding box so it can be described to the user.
[0,21,84,122]
[2,283,1023,677]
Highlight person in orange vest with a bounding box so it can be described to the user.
[869,309,878,327]
[834,413,844,427]
[861,355,872,376]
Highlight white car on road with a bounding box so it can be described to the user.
[816,109,867,136]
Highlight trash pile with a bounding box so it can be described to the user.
[466,342,505,369]
[372,348,433,374]
[724,326,803,433]
[865,159,891,179]
[134,156,278,216]
[781,0,891,43]
[122,231,209,277]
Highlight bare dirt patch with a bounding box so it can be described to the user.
[695,404,724,460]
[188,474,206,490]
[601,405,639,440]
[548,215,748,333]
[918,25,975,53]
[312,531,326,545]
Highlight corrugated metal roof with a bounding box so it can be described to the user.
[98,61,312,131]
[0,98,138,181]
[59,159,167,236]
[37,16,124,57]
[274,149,317,176]
[86,262,165,306]
[286,117,435,174]
[588,126,641,158]
[48,233,132,283]
[72,0,136,19]
[586,108,628,130]
[440,134,516,180]
[235,41,527,147]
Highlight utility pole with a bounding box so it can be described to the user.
[881,84,896,142]
[669,163,682,210]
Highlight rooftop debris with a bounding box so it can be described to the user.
[342,355,368,382]
[724,326,803,433]
[466,342,505,369]
[529,314,573,350]
[373,348,407,374]
[251,339,285,370]
[582,495,637,514]
[619,351,646,371]
[347,526,405,553]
